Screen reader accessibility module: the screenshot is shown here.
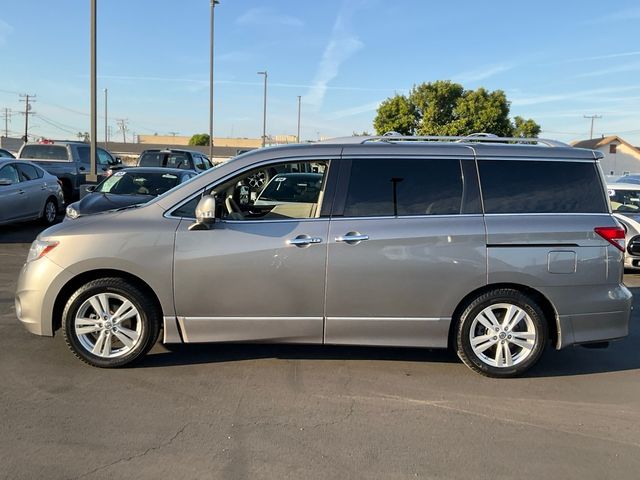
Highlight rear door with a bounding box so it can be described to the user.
[324,155,487,348]
[15,162,45,217]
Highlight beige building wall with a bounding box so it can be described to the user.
[137,135,263,148]
[597,142,640,175]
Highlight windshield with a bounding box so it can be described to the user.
[258,173,323,203]
[608,187,640,213]
[95,171,182,196]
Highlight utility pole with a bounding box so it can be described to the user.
[296,95,301,143]
[89,0,98,182]
[209,0,219,159]
[257,71,268,147]
[104,88,108,144]
[116,119,128,143]
[19,94,36,142]
[1,108,11,138]
[584,114,602,139]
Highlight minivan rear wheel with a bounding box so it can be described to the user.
[456,289,547,378]
[62,278,161,368]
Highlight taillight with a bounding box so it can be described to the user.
[594,226,625,251]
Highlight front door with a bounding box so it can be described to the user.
[173,159,332,343]
[324,157,487,348]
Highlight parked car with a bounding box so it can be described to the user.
[16,135,631,377]
[606,182,640,269]
[17,141,121,200]
[137,149,213,173]
[0,148,16,158]
[65,167,196,219]
[0,159,64,225]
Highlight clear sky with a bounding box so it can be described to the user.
[1,0,640,144]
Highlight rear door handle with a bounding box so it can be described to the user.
[287,235,323,247]
[17,189,25,195]
[335,232,369,244]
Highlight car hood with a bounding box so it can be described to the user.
[74,192,154,215]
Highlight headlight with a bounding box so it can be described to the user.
[66,205,79,219]
[26,239,59,263]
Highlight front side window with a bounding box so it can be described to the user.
[479,160,608,214]
[0,164,20,183]
[194,155,206,171]
[173,161,328,220]
[97,149,115,165]
[138,152,161,167]
[343,158,464,217]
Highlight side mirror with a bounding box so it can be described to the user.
[79,184,96,199]
[189,194,218,231]
[114,156,122,164]
[0,178,13,186]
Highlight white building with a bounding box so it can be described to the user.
[572,136,640,175]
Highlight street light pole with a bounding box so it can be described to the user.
[89,0,97,182]
[257,71,268,147]
[104,88,108,144]
[209,0,219,159]
[296,95,301,143]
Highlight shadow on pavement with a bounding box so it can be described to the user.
[139,343,459,369]
[139,288,640,377]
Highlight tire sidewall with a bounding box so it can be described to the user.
[457,291,547,378]
[42,198,58,225]
[63,281,153,368]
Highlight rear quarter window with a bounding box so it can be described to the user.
[138,153,162,167]
[479,160,607,214]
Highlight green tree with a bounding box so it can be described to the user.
[189,133,210,146]
[373,81,540,137]
[513,116,542,138]
[373,95,418,135]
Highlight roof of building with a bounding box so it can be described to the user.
[571,135,640,153]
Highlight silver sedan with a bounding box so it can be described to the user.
[0,158,65,226]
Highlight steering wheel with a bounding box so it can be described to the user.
[247,170,268,189]
[224,193,244,219]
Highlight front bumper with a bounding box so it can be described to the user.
[15,257,74,336]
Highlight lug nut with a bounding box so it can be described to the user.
[493,336,497,340]
[508,335,512,339]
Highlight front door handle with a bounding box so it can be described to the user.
[17,189,25,195]
[335,232,369,245]
[287,235,323,247]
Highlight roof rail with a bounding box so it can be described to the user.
[358,132,569,148]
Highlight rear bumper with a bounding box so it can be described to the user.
[544,283,633,349]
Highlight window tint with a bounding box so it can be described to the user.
[194,155,206,170]
[343,158,463,217]
[166,153,191,170]
[20,145,68,161]
[16,163,39,181]
[97,149,114,165]
[77,146,90,163]
[479,160,607,214]
[0,164,20,183]
[138,152,161,167]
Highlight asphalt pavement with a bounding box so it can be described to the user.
[1,220,639,480]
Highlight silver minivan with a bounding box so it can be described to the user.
[15,136,632,377]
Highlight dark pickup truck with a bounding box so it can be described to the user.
[17,141,121,200]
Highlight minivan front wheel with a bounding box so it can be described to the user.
[456,289,547,378]
[62,278,160,368]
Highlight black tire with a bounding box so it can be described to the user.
[40,197,58,225]
[62,278,161,368]
[456,288,547,378]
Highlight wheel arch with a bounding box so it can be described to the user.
[52,269,164,333]
[447,282,559,350]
